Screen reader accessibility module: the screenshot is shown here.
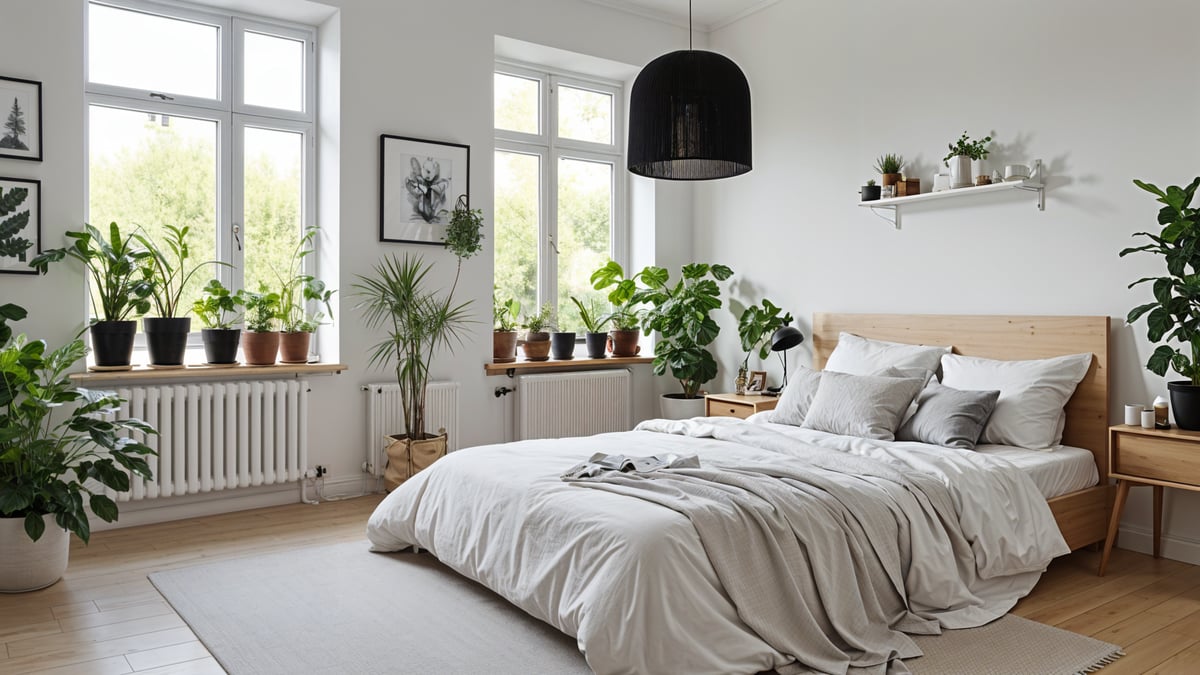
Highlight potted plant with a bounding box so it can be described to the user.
[352,193,482,491]
[239,285,281,365]
[874,153,905,188]
[275,227,335,364]
[591,260,645,358]
[861,179,881,202]
[136,224,224,366]
[520,303,554,362]
[30,222,153,367]
[735,299,793,394]
[493,292,520,364]
[0,332,156,592]
[943,130,993,189]
[1122,177,1200,429]
[632,262,735,418]
[571,296,609,359]
[192,279,243,365]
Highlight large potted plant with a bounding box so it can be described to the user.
[520,303,554,362]
[492,292,520,364]
[193,279,243,365]
[735,298,793,394]
[30,223,153,367]
[239,285,281,366]
[590,260,644,357]
[633,262,734,418]
[1123,177,1200,429]
[136,224,223,366]
[943,130,993,189]
[0,331,156,592]
[571,296,609,359]
[276,227,335,364]
[353,193,482,491]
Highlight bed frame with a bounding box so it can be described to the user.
[812,313,1113,551]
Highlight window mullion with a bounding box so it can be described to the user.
[229,117,245,294]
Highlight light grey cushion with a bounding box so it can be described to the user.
[771,365,822,426]
[800,371,924,441]
[896,382,1000,450]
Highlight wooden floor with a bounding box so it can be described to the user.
[0,497,1197,674]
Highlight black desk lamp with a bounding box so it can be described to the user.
[765,325,804,395]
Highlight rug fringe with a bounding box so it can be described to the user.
[1075,649,1124,674]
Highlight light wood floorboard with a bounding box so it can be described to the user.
[0,495,1191,673]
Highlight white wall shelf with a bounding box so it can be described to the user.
[859,162,1044,229]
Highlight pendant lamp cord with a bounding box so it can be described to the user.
[688,0,693,50]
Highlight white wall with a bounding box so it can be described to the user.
[699,0,1200,562]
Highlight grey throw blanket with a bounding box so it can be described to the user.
[566,423,982,675]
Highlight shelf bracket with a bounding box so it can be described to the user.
[868,205,901,230]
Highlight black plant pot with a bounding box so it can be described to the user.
[551,332,576,360]
[143,317,192,366]
[1169,381,1200,430]
[585,332,608,359]
[90,321,136,367]
[861,184,881,202]
[201,328,241,365]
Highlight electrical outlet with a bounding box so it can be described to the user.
[315,465,327,478]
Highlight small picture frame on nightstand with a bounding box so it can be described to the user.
[747,370,767,392]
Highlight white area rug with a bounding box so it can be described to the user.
[150,541,1122,674]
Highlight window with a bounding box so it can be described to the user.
[86,0,315,319]
[493,62,624,334]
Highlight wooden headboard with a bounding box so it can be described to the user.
[812,313,1111,476]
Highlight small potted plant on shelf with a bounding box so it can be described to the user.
[874,153,905,188]
[136,224,225,367]
[943,130,993,189]
[238,285,281,365]
[192,279,243,365]
[1122,176,1200,429]
[493,292,521,364]
[520,303,554,362]
[30,222,153,368]
[861,178,881,202]
[591,260,644,358]
[571,296,609,359]
[275,227,335,365]
[735,299,793,394]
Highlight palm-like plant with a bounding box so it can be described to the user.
[134,224,224,318]
[30,222,153,322]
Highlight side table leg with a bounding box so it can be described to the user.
[1153,485,1164,559]
[1099,480,1131,577]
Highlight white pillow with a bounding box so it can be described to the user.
[824,332,951,375]
[940,352,1092,450]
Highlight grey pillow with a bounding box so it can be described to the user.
[800,371,924,441]
[897,382,1000,450]
[771,365,822,426]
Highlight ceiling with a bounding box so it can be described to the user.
[584,0,779,32]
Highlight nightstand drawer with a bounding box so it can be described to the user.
[707,400,754,419]
[1112,432,1200,484]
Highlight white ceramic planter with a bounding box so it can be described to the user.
[948,155,972,188]
[971,158,987,182]
[659,394,706,420]
[0,514,69,593]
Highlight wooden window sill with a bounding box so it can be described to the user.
[69,363,348,383]
[484,356,653,376]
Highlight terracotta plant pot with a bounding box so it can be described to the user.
[493,330,518,363]
[608,329,641,357]
[522,332,551,361]
[241,331,280,366]
[279,332,312,364]
[383,431,448,491]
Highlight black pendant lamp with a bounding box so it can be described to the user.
[627,0,752,180]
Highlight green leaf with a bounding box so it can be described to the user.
[1147,307,1173,342]
[710,264,734,281]
[638,266,669,290]
[1134,178,1167,200]
[1148,345,1176,376]
[89,494,119,522]
[1127,301,1159,325]
[24,512,45,541]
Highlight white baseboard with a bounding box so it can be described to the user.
[1117,524,1200,566]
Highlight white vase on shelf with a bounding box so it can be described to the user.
[948,155,972,188]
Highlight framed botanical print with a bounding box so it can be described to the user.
[379,134,469,245]
[0,76,42,162]
[0,176,40,274]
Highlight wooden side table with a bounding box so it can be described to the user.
[1099,425,1200,575]
[704,392,778,419]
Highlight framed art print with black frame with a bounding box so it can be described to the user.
[379,134,470,245]
[0,76,42,162]
[0,176,41,275]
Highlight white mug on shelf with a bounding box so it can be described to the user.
[1125,403,1144,426]
[1004,164,1031,181]
[1141,409,1156,430]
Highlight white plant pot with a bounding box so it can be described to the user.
[948,155,972,188]
[0,515,69,593]
[659,394,706,420]
[971,158,986,181]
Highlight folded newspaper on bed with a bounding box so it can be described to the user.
[560,451,700,480]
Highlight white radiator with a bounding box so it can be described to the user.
[364,381,460,478]
[113,379,309,501]
[516,369,632,440]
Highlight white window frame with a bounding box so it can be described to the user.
[85,0,317,346]
[494,59,627,314]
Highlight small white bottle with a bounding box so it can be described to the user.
[1154,395,1170,429]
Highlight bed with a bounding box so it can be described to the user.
[367,313,1113,675]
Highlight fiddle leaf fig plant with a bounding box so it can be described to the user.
[1122,177,1200,384]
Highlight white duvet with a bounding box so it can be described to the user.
[366,418,1070,675]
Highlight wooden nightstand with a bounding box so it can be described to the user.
[704,393,778,419]
[1099,425,1200,575]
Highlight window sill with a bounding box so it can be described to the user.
[69,362,348,384]
[483,356,653,377]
